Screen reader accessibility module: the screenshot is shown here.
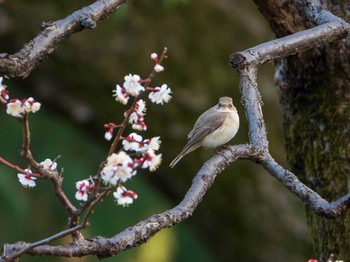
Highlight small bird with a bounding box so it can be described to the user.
[169,96,239,168]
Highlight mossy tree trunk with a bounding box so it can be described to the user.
[254,0,350,261]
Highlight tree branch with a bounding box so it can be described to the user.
[260,155,350,218]
[2,145,253,259]
[231,1,350,218]
[2,225,84,262]
[0,0,129,78]
[230,20,349,67]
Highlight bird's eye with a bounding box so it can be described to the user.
[228,104,233,108]
[218,103,222,107]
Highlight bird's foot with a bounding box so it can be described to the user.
[214,146,231,162]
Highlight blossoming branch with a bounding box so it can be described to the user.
[75,47,171,207]
[0,48,171,231]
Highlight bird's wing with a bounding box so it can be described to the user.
[170,109,227,168]
[187,109,227,146]
[188,107,214,138]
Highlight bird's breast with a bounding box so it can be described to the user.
[202,111,239,148]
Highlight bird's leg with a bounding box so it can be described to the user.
[214,146,231,163]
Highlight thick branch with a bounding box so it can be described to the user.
[231,21,349,67]
[2,145,253,259]
[0,0,128,78]
[237,65,268,150]
[260,154,350,218]
[231,2,350,219]
[253,0,344,37]
[294,0,343,26]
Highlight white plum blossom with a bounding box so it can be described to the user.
[128,112,140,124]
[105,129,113,141]
[100,165,119,186]
[75,180,91,201]
[150,53,158,60]
[31,101,41,113]
[24,97,41,113]
[101,151,136,184]
[123,74,145,96]
[142,150,162,171]
[6,97,41,117]
[113,84,129,105]
[135,99,146,116]
[113,186,138,206]
[127,108,147,131]
[122,133,143,151]
[6,99,25,117]
[125,100,146,128]
[132,121,147,131]
[154,64,164,73]
[106,151,132,166]
[40,158,57,171]
[144,136,161,151]
[18,169,36,188]
[148,84,172,105]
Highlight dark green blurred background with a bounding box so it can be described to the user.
[0,1,314,261]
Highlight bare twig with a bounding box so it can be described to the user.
[21,115,31,158]
[20,109,77,216]
[81,188,113,227]
[2,224,84,262]
[0,0,129,78]
[0,156,40,177]
[260,156,350,218]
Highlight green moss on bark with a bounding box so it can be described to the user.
[279,45,350,261]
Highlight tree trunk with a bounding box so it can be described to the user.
[254,0,350,261]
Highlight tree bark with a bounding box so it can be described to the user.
[254,0,350,261]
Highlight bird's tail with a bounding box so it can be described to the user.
[169,142,199,168]
[169,153,185,168]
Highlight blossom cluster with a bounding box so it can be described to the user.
[113,74,171,106]
[17,159,58,188]
[107,53,171,138]
[0,77,56,189]
[112,52,171,106]
[75,50,170,207]
[75,179,92,201]
[2,50,170,211]
[0,77,41,117]
[6,98,41,117]
[125,99,147,131]
[101,133,162,184]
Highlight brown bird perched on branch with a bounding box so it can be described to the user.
[169,96,239,168]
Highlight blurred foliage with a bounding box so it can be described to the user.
[0,0,314,261]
